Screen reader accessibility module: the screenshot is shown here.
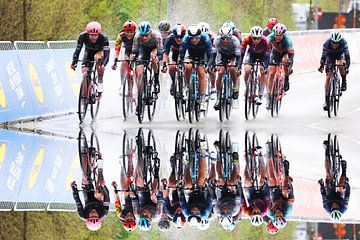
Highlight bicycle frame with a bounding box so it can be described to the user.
[118,60,136,120]
[325,64,342,118]
[270,62,287,117]
[216,63,235,122]
[244,60,261,120]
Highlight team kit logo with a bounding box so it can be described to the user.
[28,62,45,104]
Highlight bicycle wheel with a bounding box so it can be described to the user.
[219,78,225,122]
[225,77,233,120]
[203,77,211,117]
[137,75,146,123]
[244,131,252,170]
[90,74,101,120]
[332,134,341,185]
[252,74,260,118]
[122,131,131,176]
[147,130,159,180]
[147,75,157,122]
[175,74,185,121]
[271,76,279,117]
[275,77,283,116]
[186,128,197,180]
[333,76,341,117]
[122,75,131,121]
[188,78,195,123]
[78,76,89,122]
[244,76,252,120]
[78,130,90,176]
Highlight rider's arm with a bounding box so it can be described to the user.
[179,35,189,61]
[343,181,351,208]
[131,33,140,57]
[320,40,330,66]
[114,32,123,59]
[204,34,213,61]
[72,188,86,219]
[343,39,351,68]
[102,35,111,66]
[234,37,242,68]
[156,31,164,59]
[114,192,123,220]
[72,33,85,65]
[102,185,110,209]
[284,35,294,67]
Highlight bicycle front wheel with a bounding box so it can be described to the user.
[188,79,195,123]
[137,75,146,123]
[225,77,233,120]
[252,75,260,118]
[333,77,341,117]
[244,77,252,120]
[78,76,89,122]
[122,75,131,121]
[78,130,90,176]
[270,77,279,117]
[147,76,157,122]
[175,74,185,121]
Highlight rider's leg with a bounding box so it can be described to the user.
[229,59,239,99]
[198,156,208,187]
[198,65,207,110]
[259,154,268,185]
[337,59,347,91]
[266,156,277,187]
[120,55,130,86]
[214,66,224,110]
[267,65,276,108]
[150,48,160,92]
[95,51,104,85]
[323,68,332,110]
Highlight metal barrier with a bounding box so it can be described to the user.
[47,40,77,49]
[0,201,16,211]
[47,202,77,212]
[14,41,48,50]
[14,202,49,211]
[0,41,15,50]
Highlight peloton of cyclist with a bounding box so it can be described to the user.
[318,30,350,111]
[162,23,187,96]
[130,21,163,94]
[111,20,137,80]
[240,26,270,105]
[211,25,242,110]
[263,18,279,37]
[318,140,350,222]
[266,23,294,107]
[179,24,213,111]
[71,21,110,93]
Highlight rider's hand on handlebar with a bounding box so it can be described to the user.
[100,65,106,72]
[161,63,167,73]
[318,65,324,73]
[111,181,117,187]
[70,64,77,71]
[71,181,78,190]
[111,63,117,70]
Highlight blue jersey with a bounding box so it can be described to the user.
[267,33,294,54]
[321,182,350,214]
[179,33,213,60]
[320,38,350,66]
[163,33,181,54]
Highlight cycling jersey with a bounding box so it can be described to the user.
[132,30,163,58]
[179,33,213,62]
[268,185,294,219]
[132,187,164,223]
[212,35,241,67]
[320,38,350,68]
[72,32,110,66]
[115,194,134,221]
[179,187,213,220]
[211,184,242,221]
[267,33,294,55]
[72,182,110,220]
[163,33,181,62]
[242,183,271,217]
[321,180,350,214]
[114,30,134,56]
[241,35,270,67]
[163,188,181,218]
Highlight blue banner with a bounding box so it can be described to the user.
[0,50,38,122]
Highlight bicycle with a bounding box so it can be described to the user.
[244,131,263,190]
[215,63,235,122]
[116,60,136,121]
[325,133,343,187]
[269,62,288,117]
[136,60,159,123]
[268,134,286,188]
[324,64,343,118]
[77,129,104,192]
[244,60,262,120]
[217,129,234,181]
[184,60,207,123]
[170,63,186,121]
[174,130,186,183]
[77,60,102,122]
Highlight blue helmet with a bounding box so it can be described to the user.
[138,217,151,231]
[138,21,152,35]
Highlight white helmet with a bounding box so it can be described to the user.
[219,26,233,38]
[198,219,210,231]
[330,31,342,43]
[250,214,263,227]
[250,26,263,38]
[330,209,342,222]
[198,22,210,33]
[220,216,235,231]
[187,24,202,37]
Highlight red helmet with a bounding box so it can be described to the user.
[172,24,187,38]
[123,220,137,231]
[123,20,137,31]
[267,221,279,235]
[266,18,279,30]
[86,21,101,35]
[86,217,102,231]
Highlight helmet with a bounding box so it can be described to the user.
[86,21,101,35]
[250,214,263,227]
[219,26,233,38]
[172,24,187,38]
[330,209,342,222]
[188,215,201,228]
[158,20,171,32]
[198,219,209,231]
[220,216,235,232]
[86,217,102,231]
[173,212,186,229]
[266,18,279,29]
[250,26,263,38]
[273,23,287,35]
[138,217,151,231]
[138,21,152,35]
[158,219,171,232]
[330,31,342,43]
[123,220,137,231]
[273,216,287,229]
[266,222,279,235]
[123,20,137,31]
[198,22,210,33]
[223,20,235,30]
[187,24,202,37]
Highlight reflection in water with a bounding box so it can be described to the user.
[318,133,350,222]
[71,130,110,231]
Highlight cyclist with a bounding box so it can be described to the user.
[132,148,163,231]
[241,152,271,227]
[162,23,187,96]
[130,21,163,94]
[179,24,213,111]
[318,30,350,111]
[240,26,271,105]
[70,161,110,231]
[158,20,172,43]
[112,179,137,232]
[161,156,187,229]
[266,146,294,230]
[266,23,294,107]
[71,21,110,93]
[178,140,213,228]
[208,143,242,231]
[263,18,279,36]
[211,25,241,111]
[318,140,350,222]
[111,20,137,84]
